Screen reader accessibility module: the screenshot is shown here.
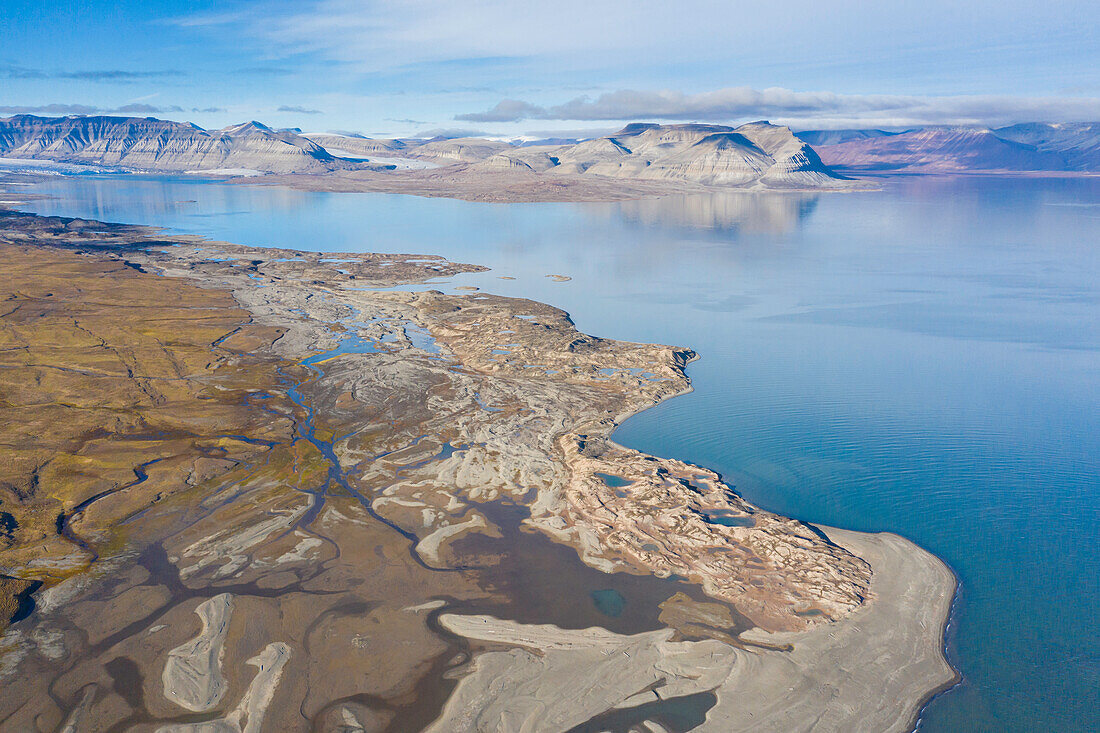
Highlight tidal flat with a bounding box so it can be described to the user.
[0,203,953,731]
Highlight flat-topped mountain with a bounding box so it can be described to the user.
[804,123,1100,173]
[0,115,357,174]
[429,122,847,188]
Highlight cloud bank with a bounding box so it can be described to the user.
[413,127,490,139]
[456,87,1100,128]
[1,64,183,83]
[0,104,222,116]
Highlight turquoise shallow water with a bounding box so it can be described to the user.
[16,173,1100,731]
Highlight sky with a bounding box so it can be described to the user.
[1,0,1099,138]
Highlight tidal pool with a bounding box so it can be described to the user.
[594,472,633,489]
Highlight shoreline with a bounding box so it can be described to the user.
[911,556,965,730]
[1,162,877,204]
[604,380,961,729]
[0,191,956,730]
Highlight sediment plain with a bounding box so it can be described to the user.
[0,191,955,731]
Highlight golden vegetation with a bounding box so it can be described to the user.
[0,241,295,627]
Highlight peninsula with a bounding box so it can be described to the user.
[0,186,956,731]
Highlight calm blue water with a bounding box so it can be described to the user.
[17,174,1100,731]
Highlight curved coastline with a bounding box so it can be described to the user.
[605,404,959,730]
[604,358,959,730]
[911,559,964,730]
[0,189,956,730]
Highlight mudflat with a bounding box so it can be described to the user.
[430,528,956,732]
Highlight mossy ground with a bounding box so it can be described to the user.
[0,240,298,628]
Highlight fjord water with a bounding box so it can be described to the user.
[20,174,1100,731]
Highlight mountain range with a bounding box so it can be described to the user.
[306,122,847,188]
[3,115,1097,186]
[0,115,844,189]
[797,123,1100,173]
[0,115,353,175]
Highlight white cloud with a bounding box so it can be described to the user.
[412,127,490,139]
[182,0,708,72]
[0,103,184,116]
[456,88,1100,128]
[163,0,1100,132]
[175,0,1098,89]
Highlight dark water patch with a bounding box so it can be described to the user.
[794,608,826,618]
[405,324,441,354]
[395,442,459,476]
[595,472,632,489]
[104,656,145,710]
[300,335,381,367]
[698,509,755,528]
[449,502,749,637]
[590,589,625,617]
[565,690,717,733]
[210,326,242,348]
[8,578,42,624]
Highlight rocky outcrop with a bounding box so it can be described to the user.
[0,115,363,174]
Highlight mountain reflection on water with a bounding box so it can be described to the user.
[21,173,820,240]
[605,191,819,235]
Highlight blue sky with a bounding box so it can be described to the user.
[2,0,1098,136]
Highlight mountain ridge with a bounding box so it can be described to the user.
[0,114,355,174]
[434,122,848,188]
[1,115,847,189]
[799,122,1100,173]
